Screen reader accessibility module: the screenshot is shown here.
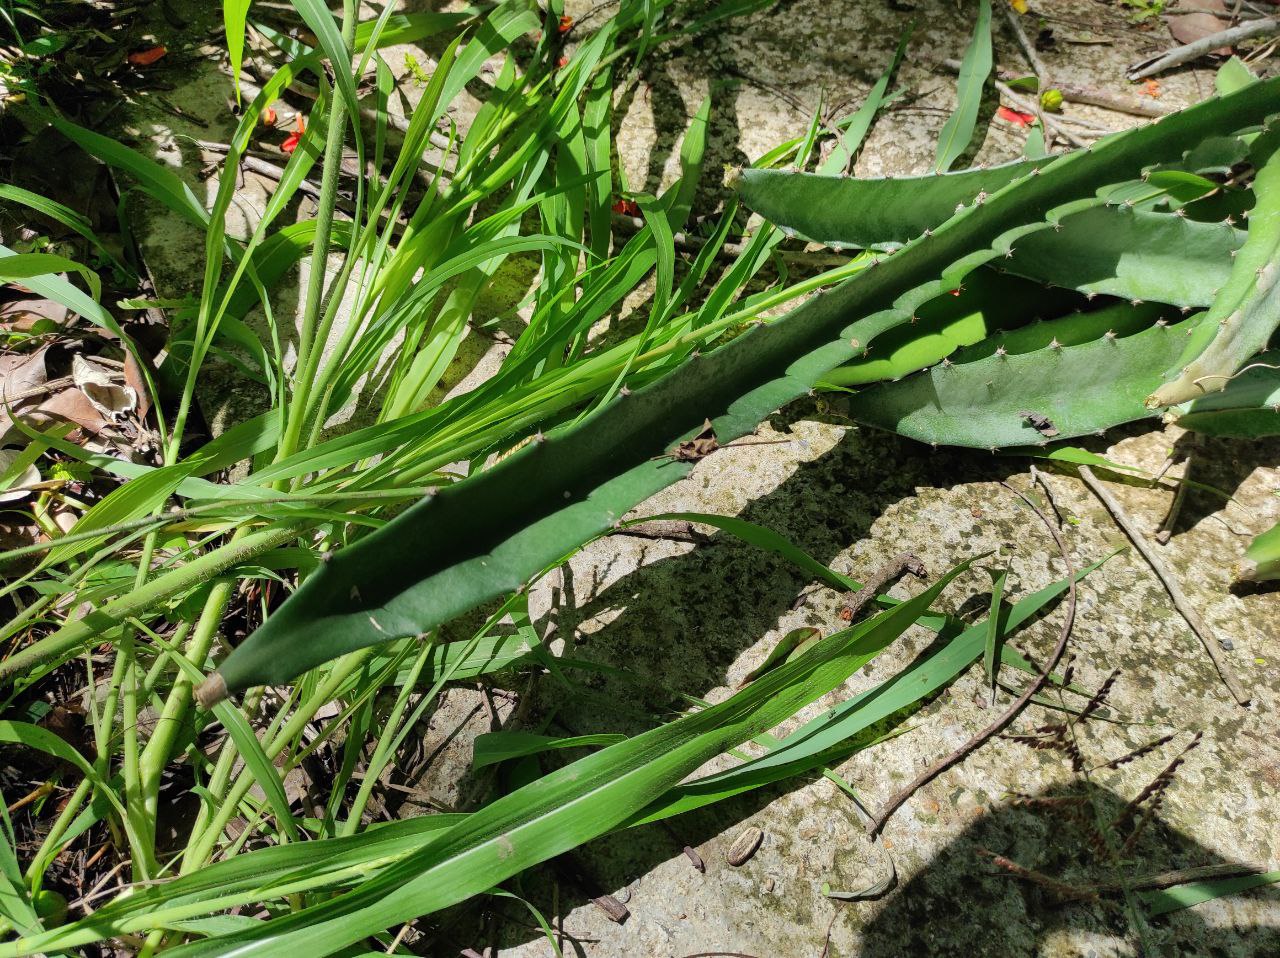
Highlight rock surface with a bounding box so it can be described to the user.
[108,0,1279,955]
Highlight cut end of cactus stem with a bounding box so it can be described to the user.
[195,672,228,710]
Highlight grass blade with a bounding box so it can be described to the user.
[224,0,251,102]
[173,561,977,956]
[827,24,912,174]
[983,567,1008,701]
[935,0,992,172]
[634,554,1111,824]
[1143,870,1280,916]
[199,78,1280,699]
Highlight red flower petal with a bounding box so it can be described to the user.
[996,105,1036,127]
[281,115,305,154]
[127,45,167,67]
[558,15,574,33]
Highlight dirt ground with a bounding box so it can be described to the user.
[15,0,1280,955]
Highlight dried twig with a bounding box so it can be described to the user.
[1128,17,1280,80]
[1077,465,1249,706]
[1003,5,1051,88]
[612,519,711,545]
[980,848,1265,900]
[1170,2,1266,20]
[1030,464,1066,528]
[1,375,75,406]
[979,848,1099,901]
[839,553,927,622]
[868,481,1077,835]
[938,59,1094,147]
[982,64,1174,117]
[1155,439,1198,544]
[1118,861,1267,891]
[1001,3,1055,140]
[1050,80,1172,118]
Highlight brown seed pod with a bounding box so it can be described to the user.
[726,826,764,866]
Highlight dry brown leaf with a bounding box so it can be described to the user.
[122,351,152,420]
[0,518,42,575]
[0,348,49,402]
[0,297,71,332]
[72,354,137,421]
[0,448,40,503]
[33,386,109,434]
[48,507,77,534]
[1165,0,1232,53]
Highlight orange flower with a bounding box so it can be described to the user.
[558,15,574,33]
[557,55,569,68]
[127,45,167,67]
[996,105,1035,127]
[281,115,305,154]
[611,197,641,217]
[1140,79,1162,99]
[262,105,278,127]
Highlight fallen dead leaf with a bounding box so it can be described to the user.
[0,517,42,574]
[122,351,152,420]
[32,387,109,434]
[0,348,48,402]
[0,448,40,503]
[0,298,70,333]
[1165,0,1232,52]
[73,354,137,421]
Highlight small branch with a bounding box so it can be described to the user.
[1117,861,1267,892]
[612,519,711,545]
[1155,440,1198,545]
[237,64,454,179]
[839,553,926,622]
[1002,6,1051,87]
[1077,465,1250,706]
[939,59,1094,148]
[1030,464,1066,528]
[941,61,1171,118]
[868,481,1077,835]
[1128,17,1280,80]
[979,848,1099,901]
[1001,3,1053,139]
[1169,3,1262,20]
[980,849,1265,900]
[198,144,325,202]
[1,375,75,405]
[1049,80,1172,118]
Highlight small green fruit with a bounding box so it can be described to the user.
[1040,88,1064,113]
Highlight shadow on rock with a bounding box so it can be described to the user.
[854,782,1279,957]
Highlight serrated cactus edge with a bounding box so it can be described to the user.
[201,78,1280,700]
